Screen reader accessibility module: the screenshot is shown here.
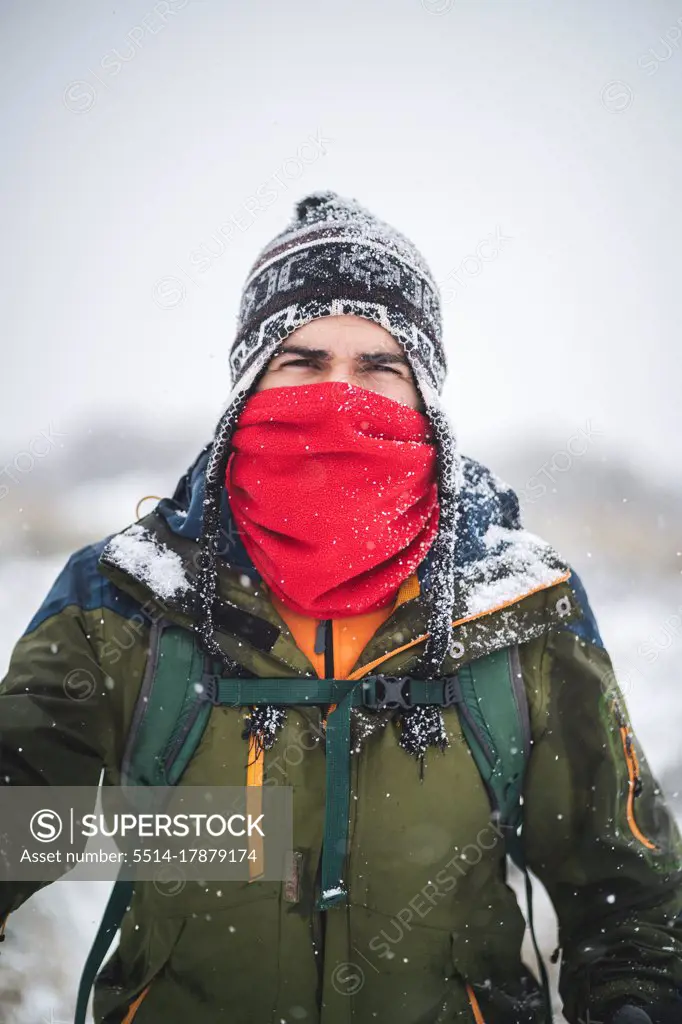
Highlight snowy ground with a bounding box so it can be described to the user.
[0,556,680,1024]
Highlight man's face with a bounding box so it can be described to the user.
[254,314,424,411]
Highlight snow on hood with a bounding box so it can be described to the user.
[149,446,570,619]
[104,523,191,601]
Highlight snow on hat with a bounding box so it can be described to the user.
[196,190,462,679]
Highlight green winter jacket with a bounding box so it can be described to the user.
[0,452,680,1024]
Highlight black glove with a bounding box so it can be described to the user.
[606,997,682,1024]
[608,1007,653,1024]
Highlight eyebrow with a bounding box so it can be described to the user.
[274,345,410,367]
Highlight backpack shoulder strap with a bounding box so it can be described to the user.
[456,642,552,1021]
[455,643,531,858]
[76,621,212,1023]
[121,618,212,787]
[75,874,134,1024]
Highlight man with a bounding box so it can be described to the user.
[1,191,681,1024]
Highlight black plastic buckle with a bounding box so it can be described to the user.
[441,675,462,708]
[362,675,413,710]
[201,675,221,706]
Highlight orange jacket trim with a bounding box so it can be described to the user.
[465,982,486,1023]
[121,983,151,1024]
[246,735,265,880]
[347,569,572,681]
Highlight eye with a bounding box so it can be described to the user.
[364,364,403,376]
[279,358,317,368]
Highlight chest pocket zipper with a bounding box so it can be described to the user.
[610,697,658,851]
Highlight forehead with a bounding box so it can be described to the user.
[274,314,403,356]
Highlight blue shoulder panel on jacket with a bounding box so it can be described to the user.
[23,539,143,636]
[564,569,604,648]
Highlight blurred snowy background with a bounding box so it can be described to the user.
[1,0,681,1020]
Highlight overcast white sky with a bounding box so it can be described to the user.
[2,0,681,479]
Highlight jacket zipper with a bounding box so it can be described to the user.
[312,618,333,1001]
[619,724,657,850]
[324,619,333,679]
[314,619,334,678]
[315,619,336,729]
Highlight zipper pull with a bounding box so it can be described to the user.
[314,620,327,655]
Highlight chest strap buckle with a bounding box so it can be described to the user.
[442,675,462,707]
[202,675,222,706]
[361,675,413,710]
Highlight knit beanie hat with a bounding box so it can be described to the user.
[230,191,446,393]
[196,190,461,678]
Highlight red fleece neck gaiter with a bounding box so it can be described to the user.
[225,381,440,619]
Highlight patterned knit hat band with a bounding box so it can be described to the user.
[228,191,446,393]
